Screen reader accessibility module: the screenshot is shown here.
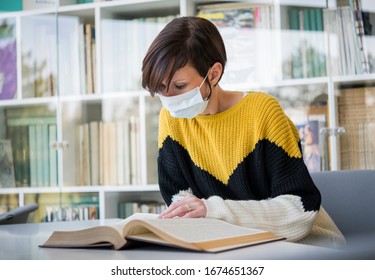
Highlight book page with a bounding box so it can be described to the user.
[131,218,267,242]
[110,212,159,236]
[124,217,282,252]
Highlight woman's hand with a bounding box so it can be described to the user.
[159,196,207,218]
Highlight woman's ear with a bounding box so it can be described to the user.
[209,62,223,86]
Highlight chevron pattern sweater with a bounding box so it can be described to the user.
[158,92,346,248]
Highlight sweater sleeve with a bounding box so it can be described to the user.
[203,194,317,242]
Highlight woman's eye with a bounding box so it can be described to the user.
[175,84,186,90]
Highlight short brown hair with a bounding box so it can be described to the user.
[141,16,227,96]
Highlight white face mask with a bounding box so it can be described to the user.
[158,73,210,119]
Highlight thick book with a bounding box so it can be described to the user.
[40,213,284,252]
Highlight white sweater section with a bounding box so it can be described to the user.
[203,194,346,249]
[172,189,346,249]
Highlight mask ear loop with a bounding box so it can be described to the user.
[200,70,212,101]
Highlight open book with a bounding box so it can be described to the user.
[40,213,284,253]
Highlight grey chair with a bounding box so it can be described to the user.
[0,203,38,225]
[311,170,375,237]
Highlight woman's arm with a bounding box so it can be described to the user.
[203,194,318,242]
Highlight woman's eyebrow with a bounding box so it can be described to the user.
[170,79,188,84]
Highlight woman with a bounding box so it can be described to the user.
[141,16,345,248]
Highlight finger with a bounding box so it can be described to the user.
[181,203,206,218]
[159,202,186,218]
[160,200,196,218]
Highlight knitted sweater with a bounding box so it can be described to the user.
[157,91,346,249]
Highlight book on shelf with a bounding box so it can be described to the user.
[118,201,166,219]
[78,117,140,186]
[84,23,96,94]
[284,6,326,79]
[22,0,76,10]
[196,2,275,86]
[0,139,16,188]
[0,1,22,12]
[129,116,140,185]
[0,18,17,101]
[45,204,99,223]
[116,120,131,185]
[40,213,284,252]
[48,124,58,187]
[323,0,371,76]
[21,16,58,98]
[6,126,30,187]
[77,123,91,186]
[338,86,375,170]
[101,15,174,92]
[5,107,57,187]
[58,15,82,96]
[89,121,100,186]
[350,0,370,74]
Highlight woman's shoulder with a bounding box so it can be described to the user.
[245,91,278,102]
[243,91,282,112]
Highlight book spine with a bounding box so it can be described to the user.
[28,125,38,187]
[89,121,100,186]
[48,124,58,187]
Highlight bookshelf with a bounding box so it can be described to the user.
[0,0,374,222]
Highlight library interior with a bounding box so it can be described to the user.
[0,0,374,260]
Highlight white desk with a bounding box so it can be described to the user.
[0,220,372,260]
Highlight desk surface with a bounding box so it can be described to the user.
[0,219,371,260]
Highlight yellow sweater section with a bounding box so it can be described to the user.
[158,92,302,185]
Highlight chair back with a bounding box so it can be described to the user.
[311,170,375,237]
[0,203,38,225]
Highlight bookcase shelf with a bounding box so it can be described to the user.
[1,0,374,222]
[0,184,160,194]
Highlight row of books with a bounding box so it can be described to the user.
[323,1,371,76]
[339,122,375,170]
[197,2,275,29]
[283,7,327,79]
[2,2,374,101]
[118,201,166,219]
[21,15,58,98]
[338,86,375,170]
[101,15,175,93]
[59,19,96,96]
[338,86,375,122]
[76,116,141,186]
[60,14,176,95]
[4,107,57,187]
[44,204,98,222]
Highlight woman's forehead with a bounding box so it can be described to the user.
[163,64,199,83]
